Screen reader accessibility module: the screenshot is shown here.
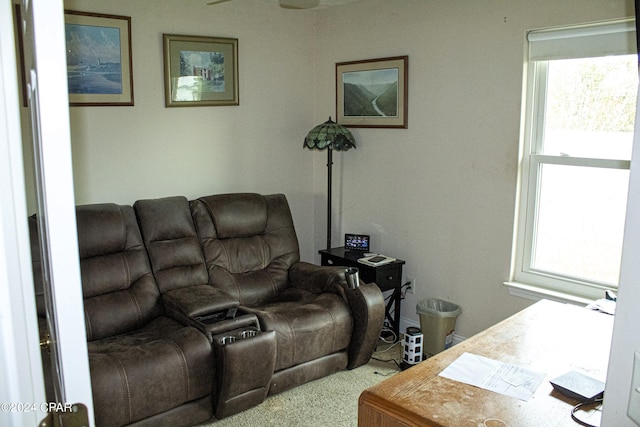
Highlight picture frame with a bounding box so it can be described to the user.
[64,10,134,106]
[336,56,408,128]
[163,34,239,107]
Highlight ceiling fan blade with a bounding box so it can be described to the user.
[279,0,320,9]
[207,0,234,5]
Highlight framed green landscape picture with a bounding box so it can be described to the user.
[336,56,408,128]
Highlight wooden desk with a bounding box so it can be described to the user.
[359,300,613,427]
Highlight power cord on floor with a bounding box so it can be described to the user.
[379,324,397,343]
[374,340,401,354]
[371,340,402,375]
[373,369,397,376]
[372,360,401,375]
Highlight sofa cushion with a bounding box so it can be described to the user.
[243,288,353,371]
[134,196,209,294]
[88,316,213,427]
[190,193,300,307]
[76,204,127,258]
[76,204,163,341]
[200,193,268,239]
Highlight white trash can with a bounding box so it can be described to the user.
[416,298,461,357]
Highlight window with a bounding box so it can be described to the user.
[510,19,638,302]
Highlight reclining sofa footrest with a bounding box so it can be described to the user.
[213,329,276,418]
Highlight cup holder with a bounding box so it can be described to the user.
[217,327,261,345]
[240,329,258,339]
[220,335,237,345]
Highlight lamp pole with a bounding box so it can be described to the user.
[326,148,333,250]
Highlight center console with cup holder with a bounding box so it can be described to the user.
[207,313,276,419]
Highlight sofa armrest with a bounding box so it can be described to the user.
[289,261,347,295]
[345,283,385,369]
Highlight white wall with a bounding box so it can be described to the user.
[313,0,635,338]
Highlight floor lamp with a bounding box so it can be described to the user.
[303,117,356,250]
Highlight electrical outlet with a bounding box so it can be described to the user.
[406,276,415,294]
[628,350,640,424]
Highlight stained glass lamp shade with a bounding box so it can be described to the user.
[303,117,356,249]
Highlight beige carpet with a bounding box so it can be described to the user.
[198,340,402,427]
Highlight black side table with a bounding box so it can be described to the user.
[319,247,405,342]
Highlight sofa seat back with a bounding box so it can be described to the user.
[77,204,163,340]
[190,193,300,307]
[134,196,209,294]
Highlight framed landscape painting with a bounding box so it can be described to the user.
[64,11,134,106]
[163,34,239,107]
[336,56,408,128]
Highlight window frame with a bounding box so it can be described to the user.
[509,29,634,303]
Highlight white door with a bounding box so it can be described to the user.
[1,0,94,425]
[0,2,46,425]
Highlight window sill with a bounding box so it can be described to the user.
[503,281,594,306]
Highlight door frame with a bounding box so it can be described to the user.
[0,0,94,424]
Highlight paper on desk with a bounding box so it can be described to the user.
[438,352,546,401]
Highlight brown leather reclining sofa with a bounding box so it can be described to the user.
[30,192,385,427]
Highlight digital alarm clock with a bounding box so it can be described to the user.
[345,234,370,252]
